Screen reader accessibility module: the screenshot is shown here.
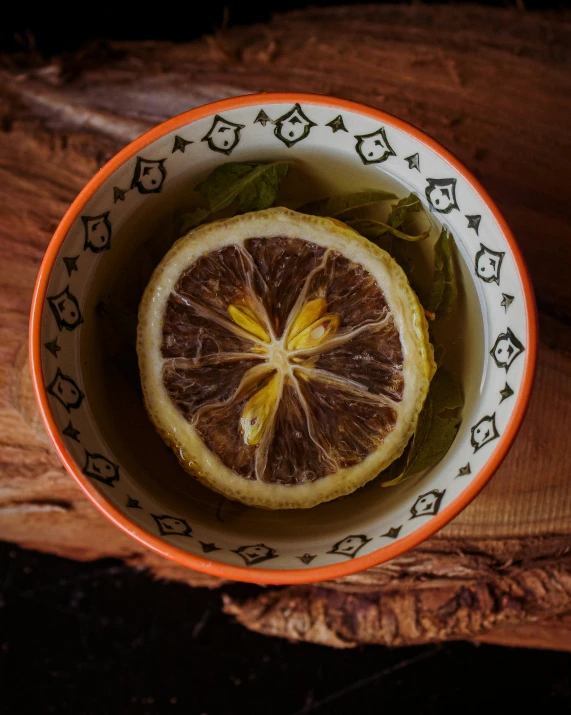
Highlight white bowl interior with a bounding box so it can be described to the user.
[40,100,530,571]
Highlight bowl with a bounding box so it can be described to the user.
[29,93,537,584]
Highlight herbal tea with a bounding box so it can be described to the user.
[81,158,484,532]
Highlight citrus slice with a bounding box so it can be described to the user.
[137,207,435,509]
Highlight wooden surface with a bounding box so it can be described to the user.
[1,4,571,649]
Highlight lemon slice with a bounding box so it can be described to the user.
[137,207,435,509]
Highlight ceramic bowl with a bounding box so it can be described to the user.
[30,93,537,584]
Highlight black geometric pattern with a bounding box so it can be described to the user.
[113,186,129,203]
[47,286,83,331]
[254,109,273,127]
[131,157,167,194]
[410,490,446,518]
[83,450,119,487]
[326,115,348,133]
[296,553,317,565]
[475,244,504,284]
[233,544,278,566]
[172,135,193,153]
[82,213,112,253]
[152,514,192,537]
[274,104,317,148]
[328,535,371,559]
[44,338,61,357]
[405,153,420,171]
[381,526,402,539]
[501,294,514,311]
[63,256,79,276]
[470,414,499,452]
[455,463,471,478]
[466,214,481,234]
[499,383,514,403]
[202,115,244,155]
[354,127,396,165]
[47,368,84,411]
[490,328,525,372]
[62,420,81,442]
[425,178,459,214]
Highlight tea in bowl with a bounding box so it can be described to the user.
[30,93,536,584]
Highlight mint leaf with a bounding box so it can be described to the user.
[347,218,429,242]
[400,412,461,478]
[196,161,290,212]
[297,190,396,217]
[390,241,415,284]
[381,397,433,487]
[343,192,426,287]
[179,207,210,233]
[428,228,457,319]
[430,366,463,413]
[381,366,462,486]
[387,193,422,229]
[433,343,446,368]
[179,161,291,233]
[345,217,416,284]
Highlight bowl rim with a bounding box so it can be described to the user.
[29,92,538,585]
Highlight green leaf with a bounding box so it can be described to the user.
[347,218,429,243]
[297,190,396,217]
[427,228,457,319]
[344,218,416,283]
[381,366,462,486]
[381,397,434,486]
[432,343,446,368]
[345,218,392,251]
[387,193,422,229]
[179,207,210,233]
[196,161,290,212]
[179,161,291,233]
[401,413,461,478]
[390,241,415,284]
[429,366,463,413]
[342,193,425,290]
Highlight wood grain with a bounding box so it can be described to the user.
[1,4,571,647]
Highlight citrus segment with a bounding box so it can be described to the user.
[287,298,327,343]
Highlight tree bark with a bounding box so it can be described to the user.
[1,4,571,647]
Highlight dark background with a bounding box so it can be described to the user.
[3,543,571,715]
[0,0,568,57]
[2,1,571,713]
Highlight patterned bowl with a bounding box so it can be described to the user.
[30,93,537,584]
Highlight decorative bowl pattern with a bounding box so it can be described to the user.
[30,94,536,584]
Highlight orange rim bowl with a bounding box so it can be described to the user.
[29,93,537,584]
